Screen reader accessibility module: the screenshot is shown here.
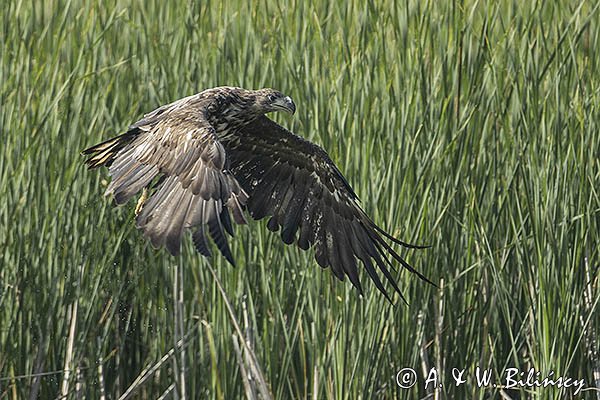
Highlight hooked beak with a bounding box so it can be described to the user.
[272,96,296,115]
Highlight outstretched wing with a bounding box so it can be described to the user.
[82,96,247,260]
[222,116,429,300]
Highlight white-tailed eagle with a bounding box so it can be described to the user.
[82,87,430,301]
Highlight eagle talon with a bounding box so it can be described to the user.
[135,188,148,216]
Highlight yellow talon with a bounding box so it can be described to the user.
[135,188,148,216]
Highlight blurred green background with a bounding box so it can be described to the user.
[1,0,599,398]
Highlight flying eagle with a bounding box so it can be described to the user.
[83,87,429,300]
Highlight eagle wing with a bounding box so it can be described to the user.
[223,116,429,300]
[82,96,247,261]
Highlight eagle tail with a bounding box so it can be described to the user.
[81,131,138,169]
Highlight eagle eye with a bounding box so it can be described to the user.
[267,94,277,102]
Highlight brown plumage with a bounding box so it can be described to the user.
[82,86,429,301]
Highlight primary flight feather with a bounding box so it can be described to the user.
[82,86,429,301]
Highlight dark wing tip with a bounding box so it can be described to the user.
[192,226,212,257]
[208,218,236,267]
[81,131,138,169]
[81,146,96,156]
[371,224,431,249]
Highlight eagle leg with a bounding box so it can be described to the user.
[135,187,149,216]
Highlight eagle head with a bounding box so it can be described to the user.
[254,88,296,115]
[203,87,296,129]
